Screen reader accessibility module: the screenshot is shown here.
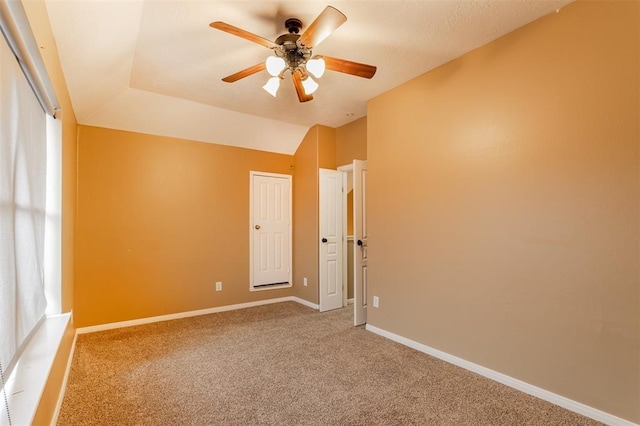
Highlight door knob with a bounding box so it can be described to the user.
[255,225,261,230]
[322,238,328,243]
[357,239,363,246]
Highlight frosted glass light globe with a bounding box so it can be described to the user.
[262,77,280,97]
[306,58,326,78]
[265,56,286,77]
[302,76,319,95]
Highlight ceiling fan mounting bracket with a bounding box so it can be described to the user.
[284,18,302,34]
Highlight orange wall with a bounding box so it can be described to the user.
[367,1,639,422]
[336,116,367,167]
[318,126,337,170]
[293,127,320,303]
[75,125,295,327]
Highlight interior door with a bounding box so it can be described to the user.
[250,172,292,290]
[354,160,368,325]
[319,169,343,312]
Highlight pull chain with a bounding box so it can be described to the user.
[0,360,11,426]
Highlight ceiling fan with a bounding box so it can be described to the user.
[210,6,377,102]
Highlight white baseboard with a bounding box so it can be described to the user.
[51,326,77,426]
[365,324,636,426]
[77,296,318,334]
[292,296,319,310]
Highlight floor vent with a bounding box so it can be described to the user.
[254,282,289,288]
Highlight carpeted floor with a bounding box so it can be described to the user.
[57,302,601,425]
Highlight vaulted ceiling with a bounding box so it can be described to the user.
[44,0,572,154]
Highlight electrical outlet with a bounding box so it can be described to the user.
[215,281,222,291]
[303,277,308,286]
[373,296,379,308]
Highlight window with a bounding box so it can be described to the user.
[0,25,48,386]
[0,2,62,422]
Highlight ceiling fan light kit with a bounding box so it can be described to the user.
[301,75,319,95]
[262,76,280,97]
[265,56,286,77]
[210,6,377,103]
[306,58,326,78]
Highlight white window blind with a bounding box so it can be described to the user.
[0,8,47,398]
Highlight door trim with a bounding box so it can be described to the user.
[337,163,352,308]
[353,159,367,325]
[249,171,292,292]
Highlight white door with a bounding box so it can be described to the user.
[319,169,343,312]
[354,160,368,325]
[250,172,292,290]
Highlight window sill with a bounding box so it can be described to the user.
[1,313,71,426]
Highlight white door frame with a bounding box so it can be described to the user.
[337,164,352,308]
[353,159,367,326]
[249,171,292,291]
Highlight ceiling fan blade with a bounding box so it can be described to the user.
[299,6,346,48]
[222,63,266,83]
[320,56,377,79]
[210,21,277,49]
[291,71,313,102]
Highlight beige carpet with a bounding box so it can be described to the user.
[57,302,600,425]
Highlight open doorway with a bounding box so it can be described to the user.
[338,160,367,326]
[338,164,355,306]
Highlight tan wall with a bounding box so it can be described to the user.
[293,127,320,303]
[336,116,367,167]
[337,117,367,236]
[22,1,79,424]
[367,1,639,422]
[346,190,354,236]
[318,126,337,170]
[292,125,337,304]
[75,125,294,327]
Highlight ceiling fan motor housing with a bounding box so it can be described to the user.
[274,32,311,72]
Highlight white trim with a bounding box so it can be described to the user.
[77,297,318,334]
[365,324,637,426]
[0,313,71,426]
[44,115,62,315]
[337,163,352,310]
[249,171,293,292]
[51,328,77,426]
[342,170,348,308]
[292,297,319,310]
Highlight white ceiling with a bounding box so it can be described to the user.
[44,0,573,155]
